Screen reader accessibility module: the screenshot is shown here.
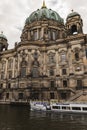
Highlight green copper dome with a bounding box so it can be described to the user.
[25,2,64,24]
[0,32,7,40]
[67,11,80,19]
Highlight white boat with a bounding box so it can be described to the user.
[50,103,87,113]
[30,101,51,111]
[30,100,87,113]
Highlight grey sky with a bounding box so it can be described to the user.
[0,0,87,48]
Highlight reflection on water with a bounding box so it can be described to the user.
[0,105,87,130]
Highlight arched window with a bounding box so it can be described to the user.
[1,72,4,79]
[1,61,6,70]
[18,93,23,99]
[77,80,82,90]
[71,25,78,34]
[48,52,55,63]
[8,59,13,69]
[8,71,12,79]
[61,53,66,62]
[20,60,27,78]
[20,67,26,78]
[63,80,67,87]
[32,60,39,78]
[50,69,54,76]
[52,31,56,40]
[33,50,38,60]
[50,81,55,88]
[48,30,51,39]
[75,52,79,61]
[32,67,39,78]
[50,92,55,99]
[62,69,67,75]
[34,30,37,40]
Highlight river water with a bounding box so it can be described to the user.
[0,105,87,130]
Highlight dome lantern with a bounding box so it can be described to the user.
[41,0,47,8]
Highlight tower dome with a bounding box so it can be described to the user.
[67,10,80,19]
[25,1,64,25]
[0,31,7,41]
[0,32,8,51]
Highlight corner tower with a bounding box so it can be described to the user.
[66,10,83,35]
[0,32,8,52]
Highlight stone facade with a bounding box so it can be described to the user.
[0,3,87,103]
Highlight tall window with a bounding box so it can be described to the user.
[8,59,13,69]
[50,69,54,76]
[8,71,12,79]
[6,93,9,99]
[32,67,39,78]
[2,61,6,70]
[18,93,23,99]
[50,92,55,99]
[48,52,55,63]
[1,72,4,80]
[63,80,67,87]
[61,53,66,62]
[32,60,39,78]
[75,52,79,61]
[71,25,78,34]
[62,69,67,75]
[52,31,56,40]
[20,60,27,78]
[48,30,51,39]
[21,67,26,78]
[33,50,38,60]
[61,93,67,100]
[34,31,37,40]
[51,81,55,88]
[77,80,82,90]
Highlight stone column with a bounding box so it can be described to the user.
[27,51,31,75]
[37,28,39,40]
[68,48,74,74]
[5,59,8,79]
[17,54,20,76]
[12,58,15,78]
[42,49,46,75]
[28,31,31,40]
[55,50,59,75]
[41,27,44,39]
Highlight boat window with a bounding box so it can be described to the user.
[52,106,60,109]
[83,107,87,111]
[72,107,81,110]
[62,106,70,110]
[62,106,67,110]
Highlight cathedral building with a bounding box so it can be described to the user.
[0,1,87,103]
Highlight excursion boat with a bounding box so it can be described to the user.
[30,100,87,113]
[50,103,87,113]
[30,101,51,111]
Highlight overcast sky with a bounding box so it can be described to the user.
[0,0,87,49]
